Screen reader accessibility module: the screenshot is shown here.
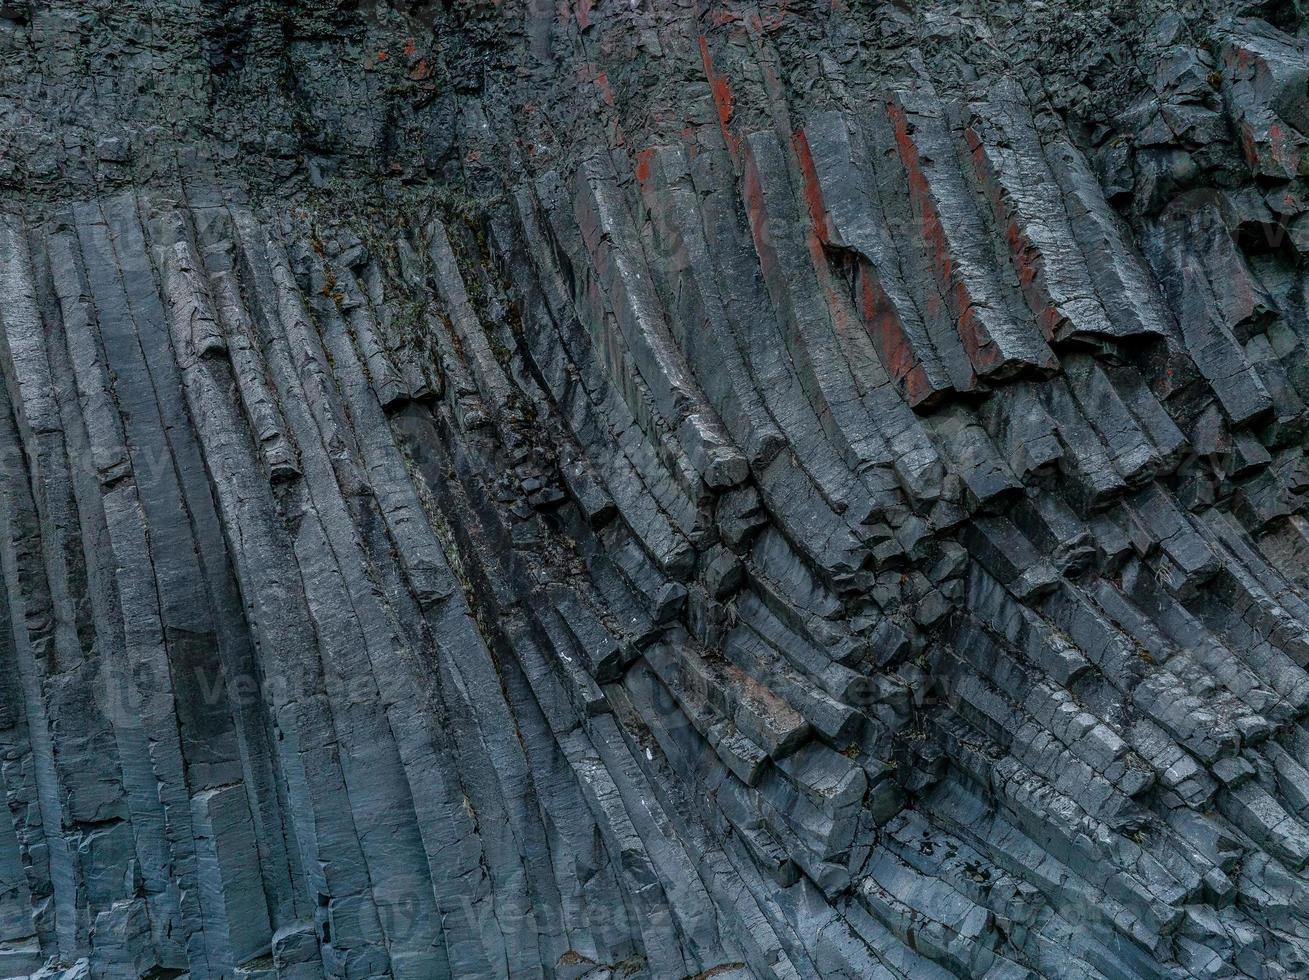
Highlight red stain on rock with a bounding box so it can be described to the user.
[699,36,738,158]
[1267,122,1299,174]
[791,129,831,245]
[965,125,1056,341]
[890,100,1001,376]
[594,70,616,106]
[634,147,656,185]
[857,264,928,404]
[740,144,773,267]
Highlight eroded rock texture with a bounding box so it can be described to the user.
[0,0,1308,977]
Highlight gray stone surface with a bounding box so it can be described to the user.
[0,0,1306,977]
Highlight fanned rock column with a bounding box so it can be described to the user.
[0,1,1308,978]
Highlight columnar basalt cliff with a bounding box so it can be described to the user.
[0,1,1308,977]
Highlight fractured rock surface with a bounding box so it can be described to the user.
[0,0,1308,977]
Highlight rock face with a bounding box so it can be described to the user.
[0,0,1308,977]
